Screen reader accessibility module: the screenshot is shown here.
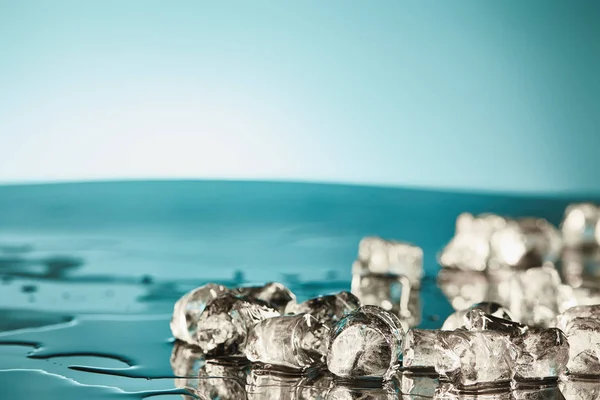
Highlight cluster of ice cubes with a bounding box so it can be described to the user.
[169,202,600,399]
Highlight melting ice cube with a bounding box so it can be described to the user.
[233,282,296,313]
[512,327,569,382]
[285,291,360,327]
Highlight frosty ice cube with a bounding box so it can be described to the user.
[489,218,562,268]
[355,237,424,287]
[327,306,406,379]
[564,317,600,377]
[170,283,229,344]
[437,269,490,311]
[438,213,507,272]
[285,291,360,327]
[402,329,439,372]
[244,314,329,369]
[195,292,280,356]
[170,342,247,400]
[561,203,600,248]
[511,327,569,382]
[435,330,516,390]
[556,304,600,331]
[234,282,296,313]
[464,309,527,338]
[351,273,415,322]
[442,302,514,331]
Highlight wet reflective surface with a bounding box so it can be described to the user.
[0,181,597,398]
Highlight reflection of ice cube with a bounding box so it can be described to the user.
[561,203,600,248]
[285,291,360,327]
[511,386,565,400]
[393,371,439,399]
[402,329,438,371]
[356,237,423,287]
[564,317,600,377]
[435,330,516,390]
[170,342,247,400]
[244,314,329,369]
[512,327,569,382]
[326,385,396,400]
[233,282,296,313]
[433,383,511,400]
[195,293,280,356]
[170,283,229,344]
[327,306,406,379]
[351,273,419,325]
[442,302,513,331]
[245,367,332,400]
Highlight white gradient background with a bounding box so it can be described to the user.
[1,1,599,194]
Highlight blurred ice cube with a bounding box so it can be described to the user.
[170,283,229,344]
[435,330,516,390]
[561,203,600,248]
[285,291,360,327]
[327,306,406,379]
[244,314,329,369]
[437,269,490,311]
[355,237,423,287]
[195,292,280,356]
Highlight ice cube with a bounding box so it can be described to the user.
[511,327,569,382]
[438,213,507,272]
[244,314,329,369]
[170,283,229,344]
[561,203,600,248]
[355,237,424,287]
[435,330,516,390]
[170,342,247,400]
[556,304,600,332]
[505,266,565,327]
[489,218,562,268]
[285,291,360,327]
[195,292,280,356]
[351,273,416,323]
[559,378,600,400]
[437,269,490,311]
[442,302,514,331]
[564,317,600,377]
[327,306,406,379]
[234,282,296,313]
[463,309,527,338]
[402,329,439,372]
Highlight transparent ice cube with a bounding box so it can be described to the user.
[234,282,296,314]
[170,283,229,344]
[244,314,329,369]
[285,291,360,327]
[195,293,280,356]
[564,317,600,377]
[511,327,569,382]
[435,330,516,390]
[355,237,424,287]
[561,203,600,248]
[402,329,439,371]
[463,309,527,338]
[327,306,406,379]
[442,302,514,331]
[556,304,600,332]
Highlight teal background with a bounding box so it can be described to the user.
[1,1,599,194]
